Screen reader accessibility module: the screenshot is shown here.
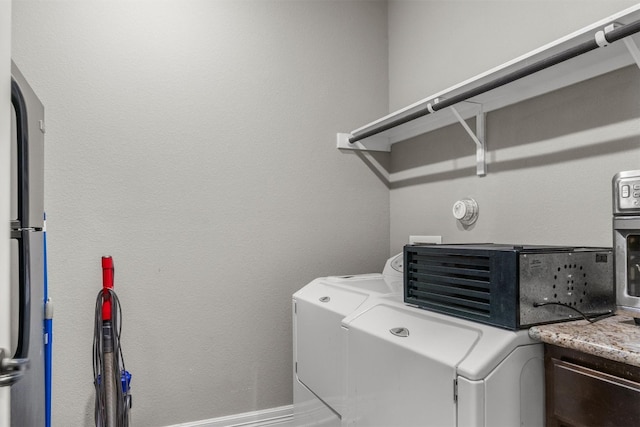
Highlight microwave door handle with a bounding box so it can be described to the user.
[0,80,32,387]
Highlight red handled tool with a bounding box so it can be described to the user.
[93,256,131,427]
[102,257,114,321]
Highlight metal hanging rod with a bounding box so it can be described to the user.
[349,19,640,145]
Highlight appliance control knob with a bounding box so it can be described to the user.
[453,198,479,226]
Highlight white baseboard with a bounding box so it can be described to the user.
[167,405,293,427]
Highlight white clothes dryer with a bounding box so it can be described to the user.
[341,295,544,426]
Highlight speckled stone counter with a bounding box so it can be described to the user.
[529,315,640,367]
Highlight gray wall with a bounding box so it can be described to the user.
[11,1,389,426]
[388,0,640,253]
[12,1,640,425]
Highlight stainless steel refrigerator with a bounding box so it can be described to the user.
[0,62,46,426]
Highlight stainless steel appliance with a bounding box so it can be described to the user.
[404,244,615,330]
[613,170,640,322]
[0,62,46,426]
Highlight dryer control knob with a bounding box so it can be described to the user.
[453,198,479,226]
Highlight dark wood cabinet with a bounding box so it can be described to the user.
[545,344,640,427]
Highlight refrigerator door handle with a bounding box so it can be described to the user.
[0,79,32,387]
[0,234,31,386]
[11,78,30,228]
[13,229,31,361]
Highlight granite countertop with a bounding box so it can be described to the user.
[529,315,640,367]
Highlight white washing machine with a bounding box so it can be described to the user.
[292,255,404,426]
[292,254,544,427]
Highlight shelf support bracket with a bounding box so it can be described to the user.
[622,36,640,70]
[449,104,486,177]
[602,23,640,70]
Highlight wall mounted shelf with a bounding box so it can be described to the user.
[337,4,640,176]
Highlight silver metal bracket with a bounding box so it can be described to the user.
[0,348,29,387]
[10,220,21,239]
[449,102,486,176]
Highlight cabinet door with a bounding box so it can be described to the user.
[550,357,640,427]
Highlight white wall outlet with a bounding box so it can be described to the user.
[409,235,442,245]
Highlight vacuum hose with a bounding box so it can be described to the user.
[103,321,116,427]
[93,257,131,427]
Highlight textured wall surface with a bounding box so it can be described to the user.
[11,1,389,425]
[387,0,640,253]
